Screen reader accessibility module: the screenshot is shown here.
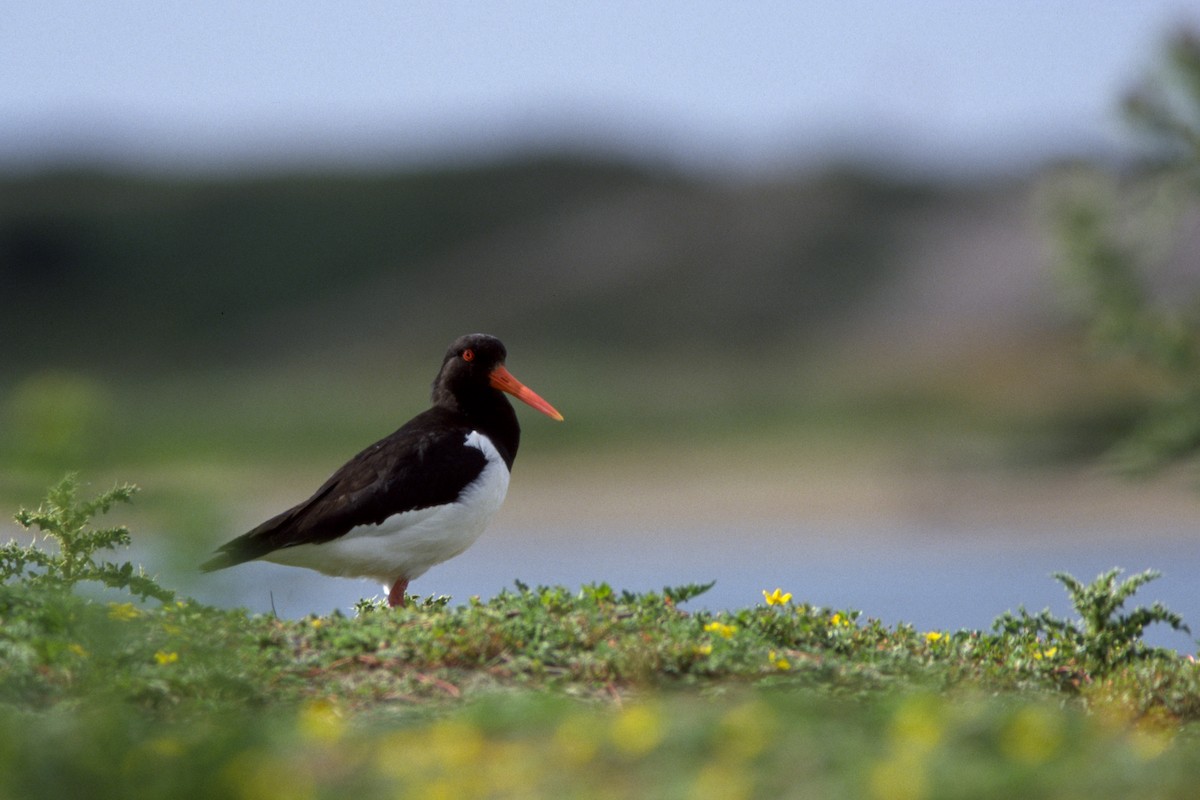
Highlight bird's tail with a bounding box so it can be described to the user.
[199,551,238,573]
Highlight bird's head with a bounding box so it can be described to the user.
[435,333,563,421]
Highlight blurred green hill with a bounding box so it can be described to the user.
[1,157,951,371]
[1,158,657,367]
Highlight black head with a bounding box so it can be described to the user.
[432,333,562,422]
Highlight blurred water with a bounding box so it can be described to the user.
[172,519,1200,652]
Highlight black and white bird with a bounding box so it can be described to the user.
[200,333,562,607]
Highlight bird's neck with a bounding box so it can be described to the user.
[445,392,521,469]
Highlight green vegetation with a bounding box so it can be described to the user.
[994,569,1188,673]
[2,474,172,602]
[2,475,1200,798]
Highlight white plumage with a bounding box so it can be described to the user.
[262,431,510,585]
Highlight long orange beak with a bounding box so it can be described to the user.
[489,365,564,421]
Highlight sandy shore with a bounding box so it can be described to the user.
[501,447,1200,544]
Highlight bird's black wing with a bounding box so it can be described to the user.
[201,409,487,570]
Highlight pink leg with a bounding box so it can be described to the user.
[388,578,409,608]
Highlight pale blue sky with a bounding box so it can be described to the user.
[3,2,1199,174]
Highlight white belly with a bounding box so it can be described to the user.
[264,431,510,584]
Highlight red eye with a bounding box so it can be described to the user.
[462,349,475,362]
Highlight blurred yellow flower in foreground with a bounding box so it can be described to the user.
[107,602,141,621]
[925,631,945,644]
[298,698,345,743]
[611,704,664,756]
[154,651,178,666]
[768,650,791,671]
[704,621,736,639]
[1000,705,1064,765]
[554,714,602,765]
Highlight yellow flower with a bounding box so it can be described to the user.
[552,714,600,767]
[146,737,184,758]
[890,694,945,754]
[107,602,141,622]
[869,755,928,800]
[829,612,852,628]
[610,704,664,756]
[768,650,791,671]
[68,643,89,658]
[554,714,602,765]
[695,643,714,656]
[310,617,324,628]
[154,651,179,666]
[925,631,945,644]
[1032,647,1058,661]
[762,588,792,606]
[1129,726,1173,761]
[704,621,737,639]
[692,762,754,800]
[298,698,345,743]
[1000,706,1064,764]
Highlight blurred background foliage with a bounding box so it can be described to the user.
[1054,31,1200,474]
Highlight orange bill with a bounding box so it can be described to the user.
[489,365,564,421]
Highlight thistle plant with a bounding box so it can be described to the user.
[992,568,1188,673]
[1,473,173,603]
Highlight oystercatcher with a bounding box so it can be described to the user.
[200,333,562,607]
